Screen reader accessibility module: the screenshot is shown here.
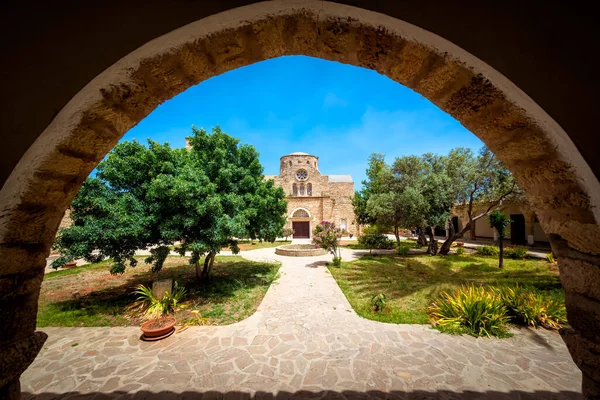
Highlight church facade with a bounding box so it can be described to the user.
[265,152,356,239]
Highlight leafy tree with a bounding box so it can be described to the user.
[439,147,520,255]
[488,210,512,269]
[282,227,294,241]
[53,126,287,280]
[352,153,386,227]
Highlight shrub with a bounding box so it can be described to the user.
[358,229,395,253]
[505,246,528,259]
[455,247,465,255]
[331,256,342,267]
[546,253,556,263]
[476,245,499,256]
[134,282,186,320]
[371,293,387,312]
[428,285,510,337]
[282,227,295,241]
[397,246,410,256]
[493,286,566,329]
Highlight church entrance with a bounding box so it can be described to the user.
[292,221,310,239]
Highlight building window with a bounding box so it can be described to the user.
[307,160,310,164]
[292,183,297,196]
[299,183,305,196]
[292,209,310,218]
[296,169,308,181]
[341,219,347,231]
[307,183,312,196]
[289,161,292,167]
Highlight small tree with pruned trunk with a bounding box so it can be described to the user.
[488,210,512,269]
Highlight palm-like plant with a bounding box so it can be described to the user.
[488,210,512,269]
[134,282,186,320]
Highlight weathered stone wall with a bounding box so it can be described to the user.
[267,153,356,236]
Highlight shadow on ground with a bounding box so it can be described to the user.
[21,389,583,399]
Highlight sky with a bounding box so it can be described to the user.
[121,55,483,188]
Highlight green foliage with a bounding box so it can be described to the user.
[477,245,500,256]
[282,227,295,240]
[313,221,343,259]
[358,226,395,252]
[546,253,556,263]
[371,293,387,312]
[429,284,567,337]
[397,246,410,256]
[455,246,465,255]
[493,286,567,329]
[505,246,529,259]
[428,285,511,337]
[488,210,512,239]
[134,282,186,320]
[53,126,287,277]
[331,256,342,267]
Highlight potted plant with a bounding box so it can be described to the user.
[134,282,186,340]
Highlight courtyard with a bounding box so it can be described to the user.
[22,247,581,399]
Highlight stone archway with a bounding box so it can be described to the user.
[1,1,599,397]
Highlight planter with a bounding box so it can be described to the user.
[140,316,176,341]
[64,261,77,268]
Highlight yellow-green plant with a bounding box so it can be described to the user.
[371,293,387,312]
[134,282,186,320]
[428,285,510,337]
[493,285,566,329]
[545,253,556,263]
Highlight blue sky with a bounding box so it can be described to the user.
[121,56,482,188]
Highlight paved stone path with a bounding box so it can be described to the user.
[24,248,581,399]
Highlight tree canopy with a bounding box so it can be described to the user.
[53,126,287,279]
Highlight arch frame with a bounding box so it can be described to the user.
[290,207,312,219]
[0,0,599,397]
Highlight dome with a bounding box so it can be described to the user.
[288,152,310,156]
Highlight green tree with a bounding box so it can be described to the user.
[352,153,386,227]
[488,210,512,269]
[53,126,287,280]
[439,147,520,255]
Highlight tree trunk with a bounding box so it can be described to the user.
[394,226,400,245]
[200,252,216,280]
[439,222,471,255]
[498,237,504,269]
[448,216,455,237]
[194,251,202,280]
[470,219,477,241]
[427,226,438,255]
[417,227,428,247]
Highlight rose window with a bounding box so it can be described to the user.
[296,169,308,181]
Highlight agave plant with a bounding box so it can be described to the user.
[134,282,186,320]
[371,293,387,312]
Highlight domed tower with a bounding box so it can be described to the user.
[280,152,319,175]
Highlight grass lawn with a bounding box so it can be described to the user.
[328,253,562,325]
[38,255,280,327]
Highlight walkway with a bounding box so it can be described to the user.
[23,248,581,399]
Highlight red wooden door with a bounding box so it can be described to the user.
[292,222,310,238]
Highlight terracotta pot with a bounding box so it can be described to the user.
[64,261,77,268]
[141,316,176,338]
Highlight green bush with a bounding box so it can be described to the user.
[428,285,510,337]
[331,256,342,267]
[371,293,387,312]
[546,253,556,263]
[358,232,395,251]
[397,246,410,256]
[429,285,567,337]
[505,246,528,259]
[476,245,500,256]
[493,286,566,329]
[455,247,465,255]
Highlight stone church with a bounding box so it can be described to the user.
[265,152,356,239]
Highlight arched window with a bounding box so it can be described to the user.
[292,183,297,196]
[299,183,305,196]
[292,209,310,218]
[307,183,312,196]
[307,160,310,164]
[340,219,347,231]
[289,161,292,167]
